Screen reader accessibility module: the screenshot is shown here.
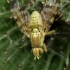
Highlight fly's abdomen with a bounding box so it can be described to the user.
[29,11,43,29]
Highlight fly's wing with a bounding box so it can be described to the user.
[41,0,60,32]
[10,0,31,38]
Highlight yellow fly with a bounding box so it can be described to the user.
[9,0,60,60]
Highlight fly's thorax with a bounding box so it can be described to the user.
[30,28,43,47]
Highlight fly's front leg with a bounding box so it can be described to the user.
[45,30,56,36]
[43,43,47,52]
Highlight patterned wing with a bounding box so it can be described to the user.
[41,0,60,32]
[10,0,31,38]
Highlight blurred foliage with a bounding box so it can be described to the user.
[0,0,70,70]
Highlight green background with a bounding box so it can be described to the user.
[0,0,70,70]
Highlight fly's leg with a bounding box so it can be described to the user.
[45,30,55,36]
[43,43,47,52]
[43,31,55,52]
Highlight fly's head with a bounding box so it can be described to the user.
[32,48,43,60]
